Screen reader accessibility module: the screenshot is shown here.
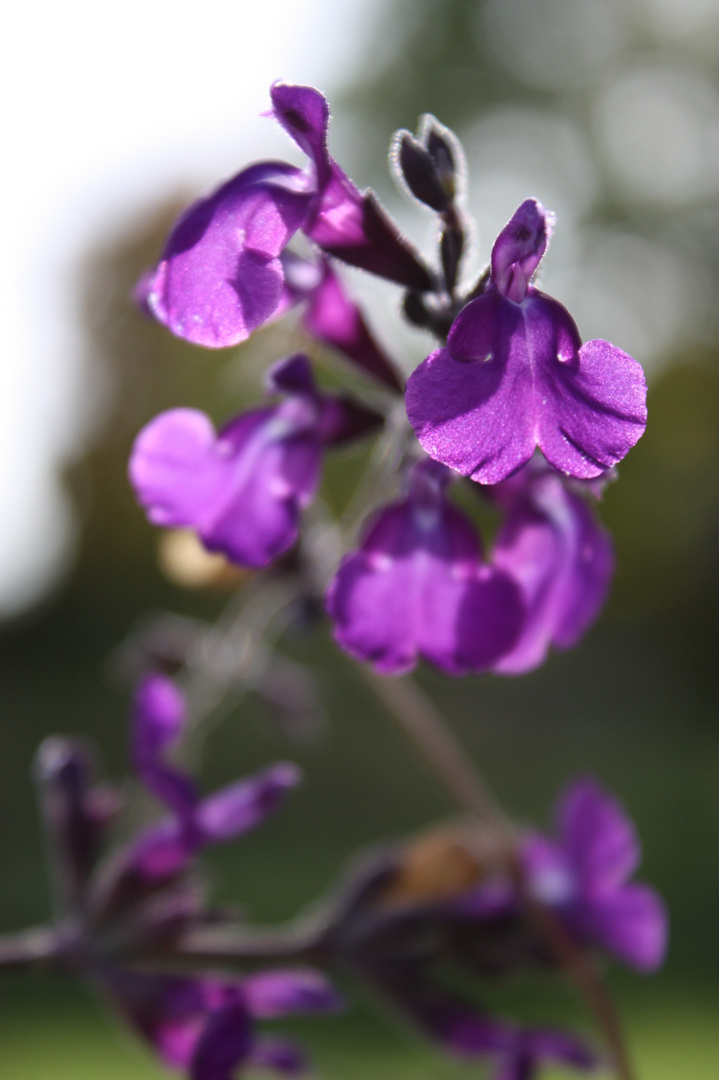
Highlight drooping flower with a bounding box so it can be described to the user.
[138,83,432,348]
[129,353,381,569]
[406,199,648,484]
[522,777,668,972]
[327,459,524,675]
[489,460,615,674]
[281,252,403,391]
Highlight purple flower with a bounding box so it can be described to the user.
[103,966,341,1080]
[142,161,313,348]
[129,354,380,569]
[489,461,614,674]
[491,1027,597,1080]
[406,199,647,484]
[523,778,668,972]
[281,252,403,391]
[138,83,432,348]
[327,460,524,675]
[124,673,301,882]
[271,83,433,290]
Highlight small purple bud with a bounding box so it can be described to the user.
[34,737,111,913]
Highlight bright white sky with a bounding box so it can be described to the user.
[0,0,384,617]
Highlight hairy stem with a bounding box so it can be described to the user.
[0,926,59,971]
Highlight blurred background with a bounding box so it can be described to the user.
[1,0,718,1076]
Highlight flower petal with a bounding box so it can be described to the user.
[580,883,668,972]
[190,999,254,1080]
[406,295,538,484]
[536,335,647,478]
[249,1037,307,1075]
[196,762,301,843]
[493,469,614,674]
[129,404,322,569]
[132,674,196,818]
[327,464,523,674]
[557,779,640,890]
[491,199,554,303]
[147,163,311,348]
[242,969,343,1019]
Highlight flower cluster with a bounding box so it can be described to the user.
[7,692,666,1080]
[0,80,664,1080]
[28,678,341,1080]
[130,80,646,680]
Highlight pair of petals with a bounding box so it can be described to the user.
[327,461,524,675]
[129,354,379,569]
[522,778,668,972]
[127,673,300,881]
[491,464,614,674]
[406,199,647,484]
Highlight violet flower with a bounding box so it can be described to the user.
[24,686,342,1080]
[139,83,431,348]
[123,672,301,883]
[327,459,524,675]
[129,353,380,569]
[523,777,668,972]
[271,82,433,290]
[406,199,647,483]
[102,966,341,1080]
[489,461,615,674]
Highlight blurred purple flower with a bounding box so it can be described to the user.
[523,777,668,972]
[129,354,381,569]
[102,966,341,1080]
[125,672,300,882]
[406,199,647,483]
[489,461,614,674]
[327,460,524,675]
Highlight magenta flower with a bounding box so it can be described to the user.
[103,966,341,1080]
[523,778,668,972]
[327,460,524,675]
[489,461,614,674]
[139,83,431,348]
[129,354,380,569]
[406,199,647,484]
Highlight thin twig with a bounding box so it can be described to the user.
[360,668,511,834]
[0,925,59,970]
